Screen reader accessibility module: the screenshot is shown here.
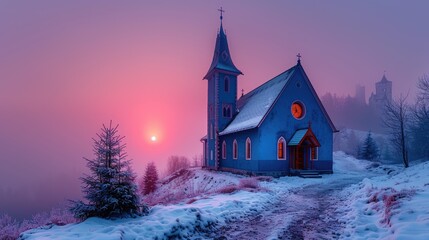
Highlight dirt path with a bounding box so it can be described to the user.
[204,177,364,240]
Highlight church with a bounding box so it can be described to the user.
[201,13,337,177]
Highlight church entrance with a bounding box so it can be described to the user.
[288,128,320,171]
[292,145,309,170]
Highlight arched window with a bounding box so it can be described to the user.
[222,141,227,159]
[233,140,238,159]
[223,105,232,118]
[246,137,251,160]
[210,124,213,139]
[224,76,229,92]
[277,137,286,160]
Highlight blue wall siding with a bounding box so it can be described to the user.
[257,67,333,171]
[206,71,239,168]
[218,67,333,174]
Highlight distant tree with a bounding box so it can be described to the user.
[141,162,159,195]
[383,95,410,168]
[166,155,190,175]
[71,122,141,220]
[410,74,429,160]
[192,154,203,167]
[358,132,379,161]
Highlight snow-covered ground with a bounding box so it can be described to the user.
[338,159,429,239]
[19,152,429,239]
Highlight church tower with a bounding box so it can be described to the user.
[204,9,242,169]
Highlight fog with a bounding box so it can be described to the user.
[1,1,428,220]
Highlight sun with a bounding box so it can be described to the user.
[150,136,157,142]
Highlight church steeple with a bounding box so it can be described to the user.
[203,9,242,80]
[204,9,242,170]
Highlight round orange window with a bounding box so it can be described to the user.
[291,101,305,119]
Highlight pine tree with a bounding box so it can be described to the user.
[71,122,141,220]
[358,132,379,161]
[141,162,159,195]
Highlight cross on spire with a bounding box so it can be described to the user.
[297,53,302,64]
[218,7,225,21]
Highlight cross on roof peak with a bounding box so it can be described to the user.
[297,53,302,63]
[218,7,225,21]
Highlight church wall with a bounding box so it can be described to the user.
[258,67,333,171]
[219,128,260,172]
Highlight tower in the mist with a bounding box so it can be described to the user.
[369,73,392,110]
[355,85,366,105]
[203,8,242,170]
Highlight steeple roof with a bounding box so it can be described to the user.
[380,73,390,83]
[203,21,242,80]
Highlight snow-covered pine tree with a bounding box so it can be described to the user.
[358,132,379,161]
[71,122,141,220]
[141,162,159,195]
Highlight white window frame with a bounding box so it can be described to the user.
[222,141,227,159]
[246,137,251,160]
[233,139,238,159]
[277,137,286,160]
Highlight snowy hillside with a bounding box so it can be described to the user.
[19,153,429,239]
[338,160,429,239]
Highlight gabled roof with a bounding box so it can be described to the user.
[288,128,321,147]
[219,66,296,135]
[203,24,242,80]
[288,129,308,146]
[219,62,338,136]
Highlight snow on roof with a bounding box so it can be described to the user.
[288,129,308,146]
[220,67,295,136]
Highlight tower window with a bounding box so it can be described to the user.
[233,140,238,159]
[223,104,232,118]
[222,141,226,159]
[278,137,286,160]
[224,77,229,92]
[210,124,213,139]
[246,137,251,160]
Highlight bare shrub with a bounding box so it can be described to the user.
[255,176,273,182]
[217,185,238,194]
[366,187,415,227]
[0,214,19,240]
[238,178,260,189]
[166,156,191,175]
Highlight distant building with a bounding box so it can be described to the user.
[201,14,337,176]
[369,74,393,111]
[355,85,366,105]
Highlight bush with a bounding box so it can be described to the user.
[0,214,19,240]
[238,178,260,189]
[216,185,238,194]
[0,206,78,240]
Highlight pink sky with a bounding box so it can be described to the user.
[1,1,428,219]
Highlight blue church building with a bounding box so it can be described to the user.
[201,15,337,177]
